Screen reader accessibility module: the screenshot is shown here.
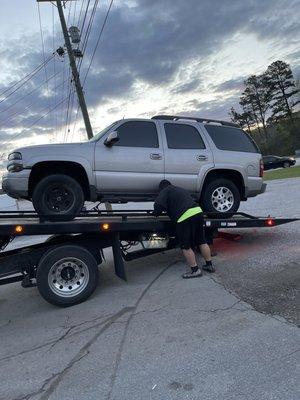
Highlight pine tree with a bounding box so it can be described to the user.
[242,75,271,140]
[229,107,252,133]
[265,60,299,123]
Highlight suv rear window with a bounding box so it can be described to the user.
[205,125,259,153]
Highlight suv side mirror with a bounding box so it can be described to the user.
[104,131,119,147]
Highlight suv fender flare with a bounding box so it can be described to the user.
[198,167,246,199]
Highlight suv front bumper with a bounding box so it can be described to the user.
[2,170,31,199]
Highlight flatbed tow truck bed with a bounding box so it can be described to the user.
[0,210,298,307]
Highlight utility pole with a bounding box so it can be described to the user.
[37,0,93,139]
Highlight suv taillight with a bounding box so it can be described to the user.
[259,159,264,177]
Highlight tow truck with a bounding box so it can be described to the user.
[0,208,298,307]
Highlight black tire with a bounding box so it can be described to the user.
[201,178,240,215]
[32,174,84,221]
[283,162,290,168]
[36,245,99,307]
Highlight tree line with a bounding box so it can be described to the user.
[229,60,300,152]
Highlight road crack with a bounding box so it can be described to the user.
[106,261,180,400]
[10,307,133,400]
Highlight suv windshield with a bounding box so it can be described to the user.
[89,122,118,142]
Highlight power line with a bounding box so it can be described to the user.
[52,4,58,137]
[0,75,69,128]
[80,0,99,58]
[77,0,87,27]
[0,55,53,98]
[80,0,91,37]
[0,55,54,105]
[37,1,53,125]
[83,0,114,84]
[1,93,74,148]
[0,70,62,116]
[28,93,74,130]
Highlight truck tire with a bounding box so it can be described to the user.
[283,161,290,168]
[36,245,99,307]
[32,174,84,220]
[201,178,240,214]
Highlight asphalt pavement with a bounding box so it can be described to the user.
[0,178,299,400]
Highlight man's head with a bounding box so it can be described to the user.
[158,180,171,192]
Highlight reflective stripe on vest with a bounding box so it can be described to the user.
[177,206,202,223]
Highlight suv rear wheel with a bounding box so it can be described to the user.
[32,174,84,220]
[201,178,240,214]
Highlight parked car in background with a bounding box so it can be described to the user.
[263,155,296,170]
[2,115,266,219]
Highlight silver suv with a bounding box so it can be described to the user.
[2,115,266,218]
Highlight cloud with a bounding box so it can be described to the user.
[211,77,244,94]
[0,0,299,150]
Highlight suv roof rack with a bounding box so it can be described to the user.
[151,115,238,127]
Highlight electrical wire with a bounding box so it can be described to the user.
[80,0,91,38]
[83,0,114,84]
[80,0,99,58]
[37,1,53,127]
[0,55,53,99]
[77,0,87,27]
[52,4,58,137]
[1,76,69,128]
[0,70,62,116]
[1,93,74,148]
[0,55,54,106]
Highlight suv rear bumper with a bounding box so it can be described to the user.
[245,181,267,198]
[2,170,30,199]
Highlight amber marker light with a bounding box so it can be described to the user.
[102,223,110,231]
[15,225,24,234]
[265,218,275,227]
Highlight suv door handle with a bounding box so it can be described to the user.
[150,153,162,160]
[196,155,208,161]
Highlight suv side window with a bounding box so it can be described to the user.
[205,125,259,153]
[164,123,206,149]
[115,121,159,148]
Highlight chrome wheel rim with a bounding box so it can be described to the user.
[48,257,89,298]
[211,186,234,212]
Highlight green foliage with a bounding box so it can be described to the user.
[250,113,300,155]
[229,60,300,155]
[265,61,300,122]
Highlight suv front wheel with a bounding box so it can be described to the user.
[32,174,84,220]
[201,178,240,214]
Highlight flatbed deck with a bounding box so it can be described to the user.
[0,210,298,236]
[0,209,298,307]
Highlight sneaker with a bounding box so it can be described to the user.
[202,263,215,273]
[182,269,203,279]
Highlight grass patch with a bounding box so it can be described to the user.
[264,165,300,181]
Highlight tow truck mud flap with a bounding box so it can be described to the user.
[112,233,127,281]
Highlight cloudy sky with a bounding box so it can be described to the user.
[0,0,300,166]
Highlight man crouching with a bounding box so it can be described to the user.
[153,180,215,278]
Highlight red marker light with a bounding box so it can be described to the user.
[266,218,275,227]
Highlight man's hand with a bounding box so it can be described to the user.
[153,203,164,216]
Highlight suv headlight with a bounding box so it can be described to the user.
[7,152,23,172]
[8,152,22,161]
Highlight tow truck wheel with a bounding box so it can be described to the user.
[36,245,99,307]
